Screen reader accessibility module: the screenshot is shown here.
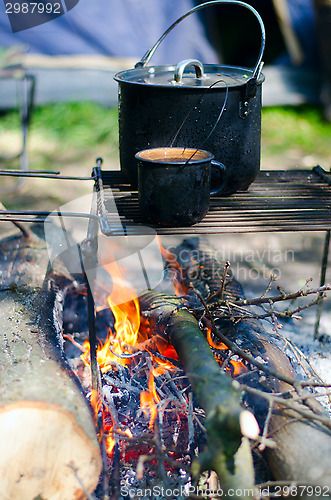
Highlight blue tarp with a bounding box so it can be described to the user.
[0,0,320,109]
[0,0,219,64]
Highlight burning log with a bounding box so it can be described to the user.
[0,229,102,499]
[140,291,256,493]
[170,238,331,489]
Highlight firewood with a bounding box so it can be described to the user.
[140,290,256,496]
[170,238,331,489]
[0,229,102,500]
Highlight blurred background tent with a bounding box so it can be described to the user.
[0,0,219,107]
[0,0,328,111]
[0,0,219,61]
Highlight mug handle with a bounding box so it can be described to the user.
[210,160,227,196]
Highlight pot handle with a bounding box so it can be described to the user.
[210,160,228,196]
[174,59,205,84]
[135,0,265,82]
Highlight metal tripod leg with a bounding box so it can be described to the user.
[314,230,330,339]
[0,73,35,193]
[20,74,35,171]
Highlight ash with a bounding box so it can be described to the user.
[118,472,191,500]
[248,294,331,416]
[271,311,331,415]
[62,285,206,498]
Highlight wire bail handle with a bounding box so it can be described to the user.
[135,0,265,84]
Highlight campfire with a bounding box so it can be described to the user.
[59,235,331,499]
[0,183,331,499]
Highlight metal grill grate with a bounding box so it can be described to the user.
[95,167,331,235]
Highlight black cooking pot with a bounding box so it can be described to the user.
[114,0,265,196]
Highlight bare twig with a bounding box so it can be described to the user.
[190,284,298,387]
[63,333,86,352]
[103,373,142,395]
[238,383,331,430]
[207,283,329,323]
[110,442,120,500]
[0,201,31,238]
[101,438,111,500]
[163,369,188,406]
[188,391,195,453]
[284,278,313,308]
[258,400,274,452]
[146,348,182,369]
[207,261,230,303]
[301,381,331,388]
[218,284,331,308]
[261,274,278,299]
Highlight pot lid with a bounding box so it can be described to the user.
[114,60,264,89]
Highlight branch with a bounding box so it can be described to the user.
[190,285,298,388]
[238,384,331,431]
[216,285,331,308]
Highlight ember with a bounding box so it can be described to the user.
[64,245,199,498]
[60,237,331,499]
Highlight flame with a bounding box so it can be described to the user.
[104,426,133,456]
[206,327,228,350]
[229,359,248,376]
[105,431,116,455]
[80,249,182,451]
[79,256,144,455]
[206,328,247,376]
[140,376,160,430]
[81,258,141,372]
[101,256,141,368]
[140,353,178,429]
[107,293,140,355]
[79,238,249,467]
[90,388,101,422]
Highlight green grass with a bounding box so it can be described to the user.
[1,101,330,166]
[32,102,119,149]
[1,102,119,151]
[261,105,331,159]
[0,102,120,211]
[0,101,330,212]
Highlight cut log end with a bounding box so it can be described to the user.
[0,230,102,499]
[0,402,102,500]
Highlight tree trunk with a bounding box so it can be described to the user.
[0,229,102,500]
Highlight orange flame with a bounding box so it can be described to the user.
[206,328,247,376]
[104,426,133,456]
[80,238,249,465]
[105,431,116,455]
[81,257,141,372]
[229,359,248,376]
[140,383,159,430]
[79,256,144,453]
[206,327,228,350]
[90,388,101,425]
[140,353,178,429]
